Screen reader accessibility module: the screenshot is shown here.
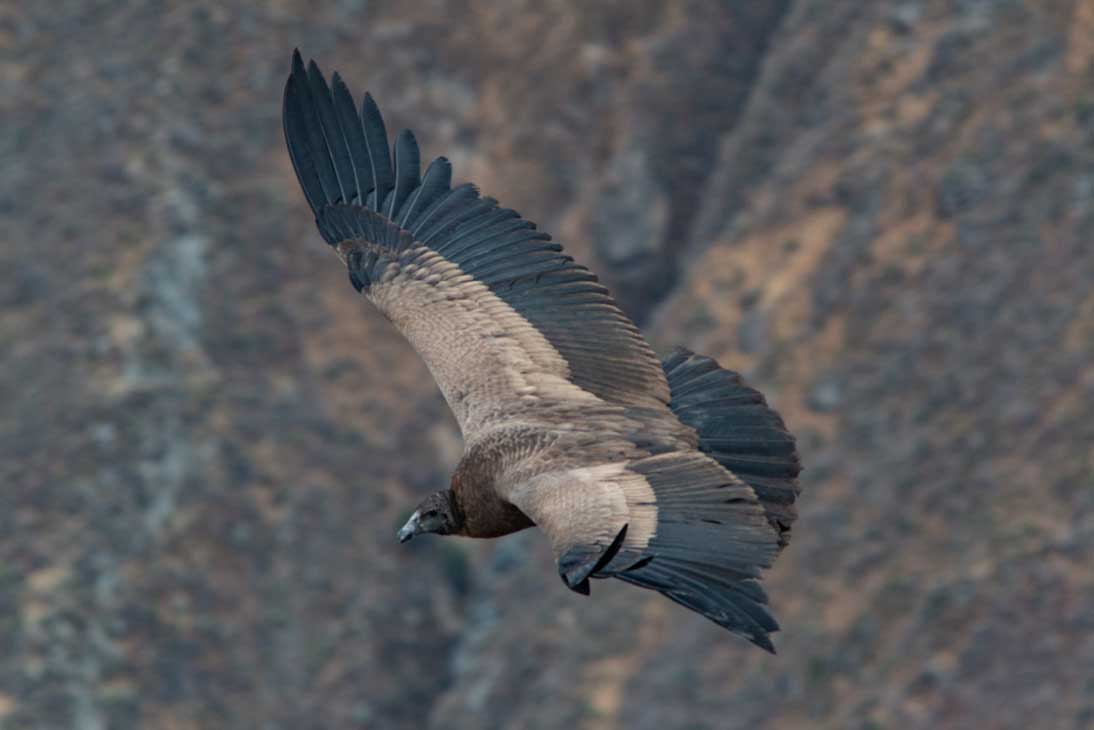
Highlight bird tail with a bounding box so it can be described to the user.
[661,347,802,545]
[613,451,783,651]
[605,349,802,652]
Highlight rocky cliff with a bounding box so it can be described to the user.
[3,1,1093,728]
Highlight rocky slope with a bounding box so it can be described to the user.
[2,1,1092,728]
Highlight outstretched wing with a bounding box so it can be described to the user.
[504,451,782,651]
[283,51,689,446]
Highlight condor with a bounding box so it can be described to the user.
[282,51,802,652]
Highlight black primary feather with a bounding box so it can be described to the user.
[305,60,355,206]
[284,51,685,440]
[387,129,421,218]
[290,53,341,209]
[360,92,394,207]
[662,348,802,544]
[330,71,373,204]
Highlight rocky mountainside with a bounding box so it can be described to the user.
[3,1,1092,728]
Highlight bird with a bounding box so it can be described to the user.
[282,50,802,652]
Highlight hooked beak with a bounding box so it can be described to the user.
[397,511,422,543]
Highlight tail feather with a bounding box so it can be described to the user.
[597,348,802,651]
[643,561,779,633]
[662,347,802,544]
[617,555,780,652]
[603,451,782,650]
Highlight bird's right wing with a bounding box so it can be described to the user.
[283,52,692,447]
[504,462,649,594]
[506,451,782,651]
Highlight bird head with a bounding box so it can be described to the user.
[398,490,459,543]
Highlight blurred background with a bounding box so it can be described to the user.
[3,1,1093,728]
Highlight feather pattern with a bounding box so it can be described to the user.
[397,157,453,229]
[662,347,802,543]
[360,92,394,207]
[284,52,678,428]
[283,52,801,652]
[330,71,373,203]
[387,129,421,218]
[305,61,355,205]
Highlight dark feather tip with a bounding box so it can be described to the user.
[752,634,776,654]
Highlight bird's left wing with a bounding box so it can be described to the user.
[283,51,690,446]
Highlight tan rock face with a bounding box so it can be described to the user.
[3,1,1093,728]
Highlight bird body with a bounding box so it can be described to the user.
[283,51,802,651]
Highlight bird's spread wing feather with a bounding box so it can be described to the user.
[505,463,650,576]
[284,52,793,651]
[504,451,781,650]
[283,51,686,445]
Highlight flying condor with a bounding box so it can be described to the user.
[282,51,802,652]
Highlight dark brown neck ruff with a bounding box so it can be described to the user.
[450,470,534,539]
